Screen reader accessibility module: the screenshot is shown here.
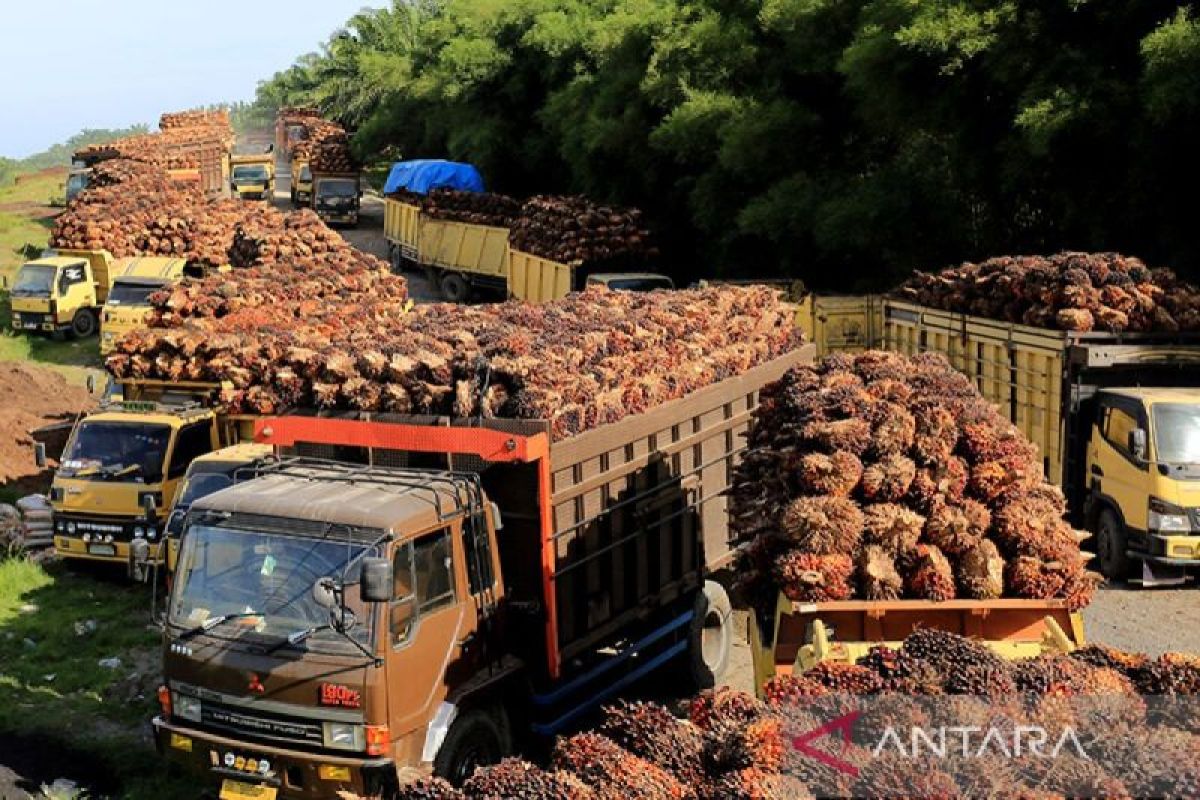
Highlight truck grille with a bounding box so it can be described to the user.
[200,700,325,749]
[56,513,141,541]
[12,311,50,328]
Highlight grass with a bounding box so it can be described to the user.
[0,557,194,799]
[0,167,102,381]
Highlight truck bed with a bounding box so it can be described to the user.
[253,345,815,677]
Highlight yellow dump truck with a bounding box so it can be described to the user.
[99,257,190,355]
[230,153,275,201]
[879,299,1200,586]
[51,379,254,574]
[8,249,114,338]
[290,158,312,208]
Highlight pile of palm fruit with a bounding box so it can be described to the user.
[389,188,523,228]
[509,194,657,268]
[106,285,799,437]
[387,631,1200,799]
[896,251,1200,332]
[731,351,1098,609]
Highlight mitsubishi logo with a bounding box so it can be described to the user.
[247,673,265,694]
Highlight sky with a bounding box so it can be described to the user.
[0,0,386,159]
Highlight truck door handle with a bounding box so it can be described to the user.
[1091,465,1103,476]
[457,632,476,648]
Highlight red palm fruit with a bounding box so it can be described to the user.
[689,687,766,732]
[908,457,969,511]
[905,544,956,600]
[599,701,706,786]
[551,733,688,800]
[774,551,855,602]
[804,661,884,695]
[1070,643,1150,677]
[1005,556,1100,609]
[394,776,465,800]
[794,451,863,497]
[761,674,830,708]
[957,538,1004,599]
[912,404,959,464]
[860,454,917,502]
[864,378,913,404]
[862,503,925,556]
[779,496,864,555]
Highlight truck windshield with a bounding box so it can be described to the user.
[318,180,357,198]
[11,265,56,296]
[61,422,171,482]
[177,471,235,507]
[107,281,159,306]
[1153,403,1200,464]
[170,524,374,649]
[233,165,268,182]
[66,173,88,194]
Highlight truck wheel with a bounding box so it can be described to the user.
[685,580,732,690]
[433,707,508,786]
[1096,508,1131,580]
[440,273,472,303]
[71,309,97,338]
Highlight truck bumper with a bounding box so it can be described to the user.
[152,717,399,800]
[54,536,164,569]
[1138,533,1200,563]
[11,313,64,333]
[317,211,358,226]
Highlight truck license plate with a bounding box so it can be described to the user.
[87,543,116,556]
[22,322,38,330]
[220,780,277,800]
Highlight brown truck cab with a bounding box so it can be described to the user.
[152,347,810,797]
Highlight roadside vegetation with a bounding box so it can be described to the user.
[0,558,192,799]
[248,1,1200,288]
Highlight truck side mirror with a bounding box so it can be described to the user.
[360,558,392,603]
[34,443,46,469]
[86,374,96,394]
[1129,429,1148,462]
[1,275,7,289]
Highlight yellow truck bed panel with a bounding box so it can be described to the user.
[881,300,1069,484]
[383,199,421,257]
[795,294,883,356]
[508,249,574,303]
[419,219,508,278]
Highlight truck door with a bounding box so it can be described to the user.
[1091,396,1151,533]
[58,263,93,321]
[385,525,476,751]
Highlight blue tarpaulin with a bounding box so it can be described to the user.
[383,160,485,196]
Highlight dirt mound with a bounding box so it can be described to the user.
[0,362,93,488]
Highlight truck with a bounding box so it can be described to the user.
[230,152,275,202]
[382,161,506,301]
[100,257,190,355]
[8,249,115,338]
[311,171,361,227]
[880,299,1200,587]
[50,379,254,573]
[797,293,1200,587]
[289,158,312,208]
[151,345,812,797]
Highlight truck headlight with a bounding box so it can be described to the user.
[173,692,202,723]
[133,527,145,538]
[67,522,77,534]
[322,721,364,751]
[1149,497,1191,533]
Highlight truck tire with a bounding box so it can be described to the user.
[71,309,97,339]
[440,273,472,304]
[389,245,405,273]
[1096,508,1131,581]
[685,580,732,690]
[433,707,508,786]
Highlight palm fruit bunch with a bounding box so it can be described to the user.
[895,251,1200,332]
[462,758,595,799]
[730,350,1098,608]
[393,777,465,799]
[598,701,706,786]
[551,733,691,799]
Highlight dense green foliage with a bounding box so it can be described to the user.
[251,1,1200,288]
[0,126,150,185]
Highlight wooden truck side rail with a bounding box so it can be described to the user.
[751,595,1085,695]
[250,345,815,681]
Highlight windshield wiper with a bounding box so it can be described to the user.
[178,611,263,640]
[265,623,330,654]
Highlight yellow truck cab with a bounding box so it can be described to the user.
[163,443,274,571]
[290,159,312,208]
[1086,388,1200,583]
[231,154,275,201]
[52,398,221,574]
[100,256,189,355]
[8,249,113,338]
